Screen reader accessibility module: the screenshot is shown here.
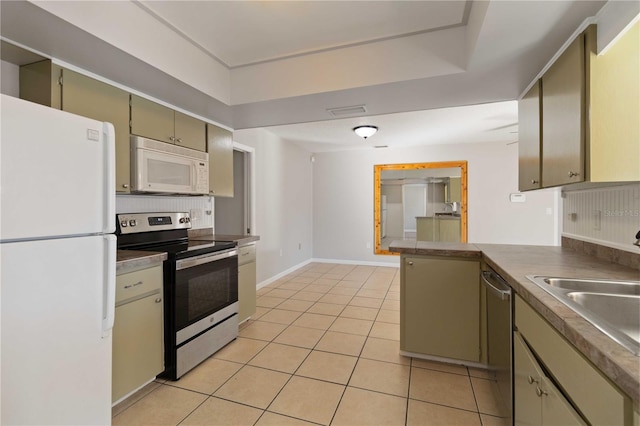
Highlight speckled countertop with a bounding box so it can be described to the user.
[389,241,640,402]
[116,250,167,275]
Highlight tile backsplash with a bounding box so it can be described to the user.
[116,195,214,230]
[562,183,640,253]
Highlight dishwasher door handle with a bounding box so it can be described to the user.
[481,270,512,301]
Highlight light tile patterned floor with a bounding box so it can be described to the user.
[112,263,508,426]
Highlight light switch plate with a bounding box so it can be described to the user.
[509,193,526,203]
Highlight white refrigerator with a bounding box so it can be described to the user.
[0,94,116,425]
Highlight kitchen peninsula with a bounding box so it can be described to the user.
[390,239,640,424]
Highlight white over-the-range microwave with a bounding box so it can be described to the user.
[130,135,209,195]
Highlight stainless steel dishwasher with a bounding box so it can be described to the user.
[481,266,513,424]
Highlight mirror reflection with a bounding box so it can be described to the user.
[374,162,468,254]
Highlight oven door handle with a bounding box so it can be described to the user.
[176,248,238,270]
[481,270,512,301]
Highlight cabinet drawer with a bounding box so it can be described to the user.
[238,245,256,266]
[515,296,632,425]
[116,265,163,304]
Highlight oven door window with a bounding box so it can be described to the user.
[175,255,238,330]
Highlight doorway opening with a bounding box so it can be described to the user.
[214,144,255,236]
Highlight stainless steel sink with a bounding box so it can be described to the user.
[526,276,640,356]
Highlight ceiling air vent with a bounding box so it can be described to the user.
[326,105,367,117]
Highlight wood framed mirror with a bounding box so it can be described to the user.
[374,161,468,255]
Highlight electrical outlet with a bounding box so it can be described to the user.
[366,242,371,249]
[593,210,602,230]
[190,209,202,221]
[298,243,302,250]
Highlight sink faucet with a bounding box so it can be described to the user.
[635,230,640,248]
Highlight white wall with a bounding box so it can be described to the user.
[233,128,314,284]
[313,141,559,264]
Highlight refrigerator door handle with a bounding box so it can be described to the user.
[102,234,117,338]
[103,122,116,233]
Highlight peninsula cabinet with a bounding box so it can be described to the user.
[515,295,634,425]
[400,255,481,363]
[207,123,234,197]
[130,94,206,152]
[19,61,131,192]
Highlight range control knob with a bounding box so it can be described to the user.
[120,221,128,227]
[185,217,191,223]
[129,220,137,227]
[179,218,186,224]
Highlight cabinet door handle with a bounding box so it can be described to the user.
[155,298,162,303]
[531,179,539,185]
[568,171,580,178]
[169,136,176,142]
[408,261,414,266]
[176,138,183,143]
[122,184,129,189]
[535,386,548,397]
[527,375,538,385]
[124,281,143,289]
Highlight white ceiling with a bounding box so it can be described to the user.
[0,0,615,151]
[265,100,518,152]
[138,1,470,68]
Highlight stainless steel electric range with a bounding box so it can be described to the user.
[116,212,238,380]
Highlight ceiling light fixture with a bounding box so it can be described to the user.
[353,125,378,139]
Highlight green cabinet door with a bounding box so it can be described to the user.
[130,94,175,144]
[518,81,542,191]
[449,177,461,203]
[174,111,206,152]
[541,34,585,187]
[60,69,131,192]
[514,331,586,426]
[207,123,234,197]
[514,331,544,426]
[401,256,480,362]
[238,244,257,323]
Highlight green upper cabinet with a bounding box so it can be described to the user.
[541,33,586,187]
[19,60,61,109]
[207,123,234,197]
[518,81,542,191]
[519,23,639,190]
[130,94,206,152]
[20,61,131,193]
[60,70,131,193]
[449,177,461,203]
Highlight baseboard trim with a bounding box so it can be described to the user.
[256,259,313,290]
[310,257,400,268]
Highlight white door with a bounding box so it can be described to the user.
[0,95,115,240]
[1,235,115,425]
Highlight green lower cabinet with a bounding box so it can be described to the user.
[400,255,480,362]
[514,331,585,425]
[515,295,634,425]
[238,244,256,323]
